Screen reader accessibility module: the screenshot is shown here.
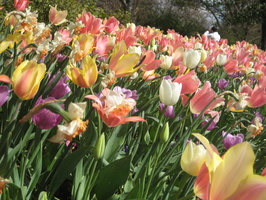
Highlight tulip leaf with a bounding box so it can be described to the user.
[48,145,90,198]
[92,155,131,200]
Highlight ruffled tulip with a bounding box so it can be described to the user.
[85,88,145,127]
[181,140,207,176]
[11,60,46,100]
[67,55,98,88]
[48,102,88,143]
[159,79,182,106]
[49,6,68,25]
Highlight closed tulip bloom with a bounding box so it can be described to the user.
[181,140,206,176]
[159,79,182,106]
[67,55,98,88]
[32,96,63,129]
[159,55,172,70]
[183,49,201,69]
[216,54,227,65]
[217,78,229,90]
[12,60,46,100]
[14,0,31,11]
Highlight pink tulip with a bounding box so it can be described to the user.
[190,81,224,114]
[173,70,201,94]
[104,16,120,34]
[14,0,31,11]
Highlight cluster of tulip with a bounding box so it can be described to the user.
[0,0,265,199]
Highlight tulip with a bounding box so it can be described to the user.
[173,70,201,94]
[109,41,140,77]
[159,55,172,70]
[66,55,98,88]
[48,102,88,143]
[14,0,31,11]
[159,103,175,118]
[32,96,63,129]
[159,79,182,106]
[85,88,145,127]
[11,60,46,100]
[217,78,229,90]
[181,140,206,176]
[188,133,266,200]
[49,6,68,25]
[160,122,169,143]
[183,49,201,69]
[0,86,11,107]
[222,131,244,149]
[48,73,71,99]
[190,81,224,114]
[216,54,227,65]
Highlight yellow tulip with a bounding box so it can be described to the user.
[66,55,98,88]
[12,60,46,100]
[181,140,206,176]
[109,41,140,77]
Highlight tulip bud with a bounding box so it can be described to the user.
[159,55,172,70]
[181,141,206,176]
[94,133,105,159]
[160,122,169,143]
[159,79,182,106]
[183,49,201,69]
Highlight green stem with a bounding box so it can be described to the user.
[83,159,98,199]
[143,144,164,199]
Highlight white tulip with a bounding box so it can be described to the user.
[216,54,227,65]
[183,49,201,69]
[159,55,172,70]
[159,79,182,106]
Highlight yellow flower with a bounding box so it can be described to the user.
[67,55,98,88]
[11,60,46,100]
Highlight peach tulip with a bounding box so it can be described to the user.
[12,60,46,100]
[49,6,68,25]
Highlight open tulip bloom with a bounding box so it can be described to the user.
[181,133,266,200]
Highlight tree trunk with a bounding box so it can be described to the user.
[261,0,266,50]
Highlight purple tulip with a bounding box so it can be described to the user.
[222,131,244,150]
[160,103,175,118]
[0,86,11,107]
[201,118,217,131]
[217,78,229,90]
[113,86,138,100]
[56,54,67,62]
[163,75,174,81]
[48,73,71,99]
[32,96,63,129]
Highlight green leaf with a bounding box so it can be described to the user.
[92,155,132,200]
[48,145,90,198]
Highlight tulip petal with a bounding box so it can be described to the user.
[226,174,266,200]
[0,75,12,84]
[209,142,255,200]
